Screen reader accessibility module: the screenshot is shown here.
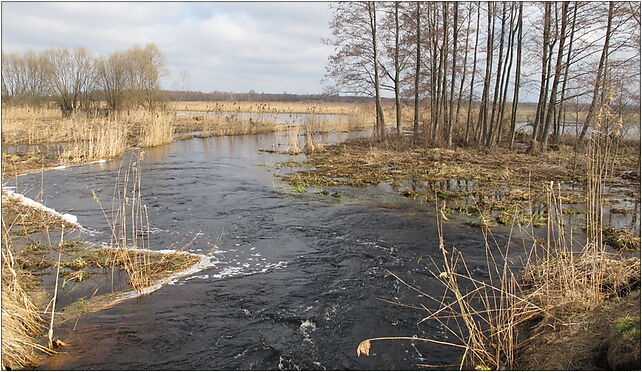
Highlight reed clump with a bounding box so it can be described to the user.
[286,126,303,155]
[59,119,128,163]
[1,226,52,370]
[136,110,175,147]
[92,152,200,291]
[304,116,324,153]
[2,105,176,174]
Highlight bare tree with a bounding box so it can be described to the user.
[540,2,570,150]
[465,2,481,144]
[476,2,495,146]
[508,2,523,149]
[445,2,459,147]
[325,2,386,137]
[43,48,96,116]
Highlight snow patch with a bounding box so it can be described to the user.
[1,188,82,228]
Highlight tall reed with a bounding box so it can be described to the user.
[137,111,175,147]
[357,103,638,369]
[93,152,153,291]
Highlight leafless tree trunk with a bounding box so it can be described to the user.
[578,1,615,143]
[476,2,494,146]
[496,3,517,145]
[446,2,458,147]
[485,2,506,147]
[413,2,421,142]
[508,2,523,149]
[465,2,481,145]
[541,2,570,150]
[553,2,578,144]
[529,2,552,153]
[455,3,473,146]
[369,2,386,137]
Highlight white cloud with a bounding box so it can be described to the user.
[1,2,333,94]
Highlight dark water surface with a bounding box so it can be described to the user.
[9,130,520,370]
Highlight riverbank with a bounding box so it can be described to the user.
[1,102,374,177]
[1,189,212,369]
[280,134,640,369]
[281,135,640,234]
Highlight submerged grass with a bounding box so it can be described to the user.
[356,106,640,369]
[280,133,639,228]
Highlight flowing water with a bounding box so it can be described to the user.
[2,130,571,370]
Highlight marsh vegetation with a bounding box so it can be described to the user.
[1,1,640,371]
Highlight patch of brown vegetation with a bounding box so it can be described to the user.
[2,192,78,234]
[516,290,641,370]
[281,136,640,221]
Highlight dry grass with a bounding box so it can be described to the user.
[91,152,201,291]
[2,192,78,235]
[136,111,175,147]
[1,101,376,176]
[286,126,303,155]
[90,152,154,290]
[304,116,324,153]
[169,100,366,115]
[356,104,640,370]
[1,221,53,370]
[2,105,176,174]
[59,119,128,163]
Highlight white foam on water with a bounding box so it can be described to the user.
[175,260,288,284]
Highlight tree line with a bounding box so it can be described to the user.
[2,44,167,115]
[325,2,640,150]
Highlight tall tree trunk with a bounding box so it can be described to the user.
[436,2,449,143]
[394,2,402,137]
[541,1,569,150]
[369,2,385,138]
[413,2,421,143]
[496,3,517,145]
[476,1,494,146]
[465,2,481,144]
[529,2,551,153]
[446,2,459,147]
[508,2,523,149]
[553,2,577,144]
[485,2,506,147]
[578,1,614,143]
[429,5,440,143]
[456,3,473,146]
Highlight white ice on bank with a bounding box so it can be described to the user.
[15,159,108,176]
[1,188,82,228]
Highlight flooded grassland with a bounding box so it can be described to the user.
[1,102,640,370]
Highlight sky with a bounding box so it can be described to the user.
[1,2,334,94]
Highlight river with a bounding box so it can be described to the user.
[8,129,533,370]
